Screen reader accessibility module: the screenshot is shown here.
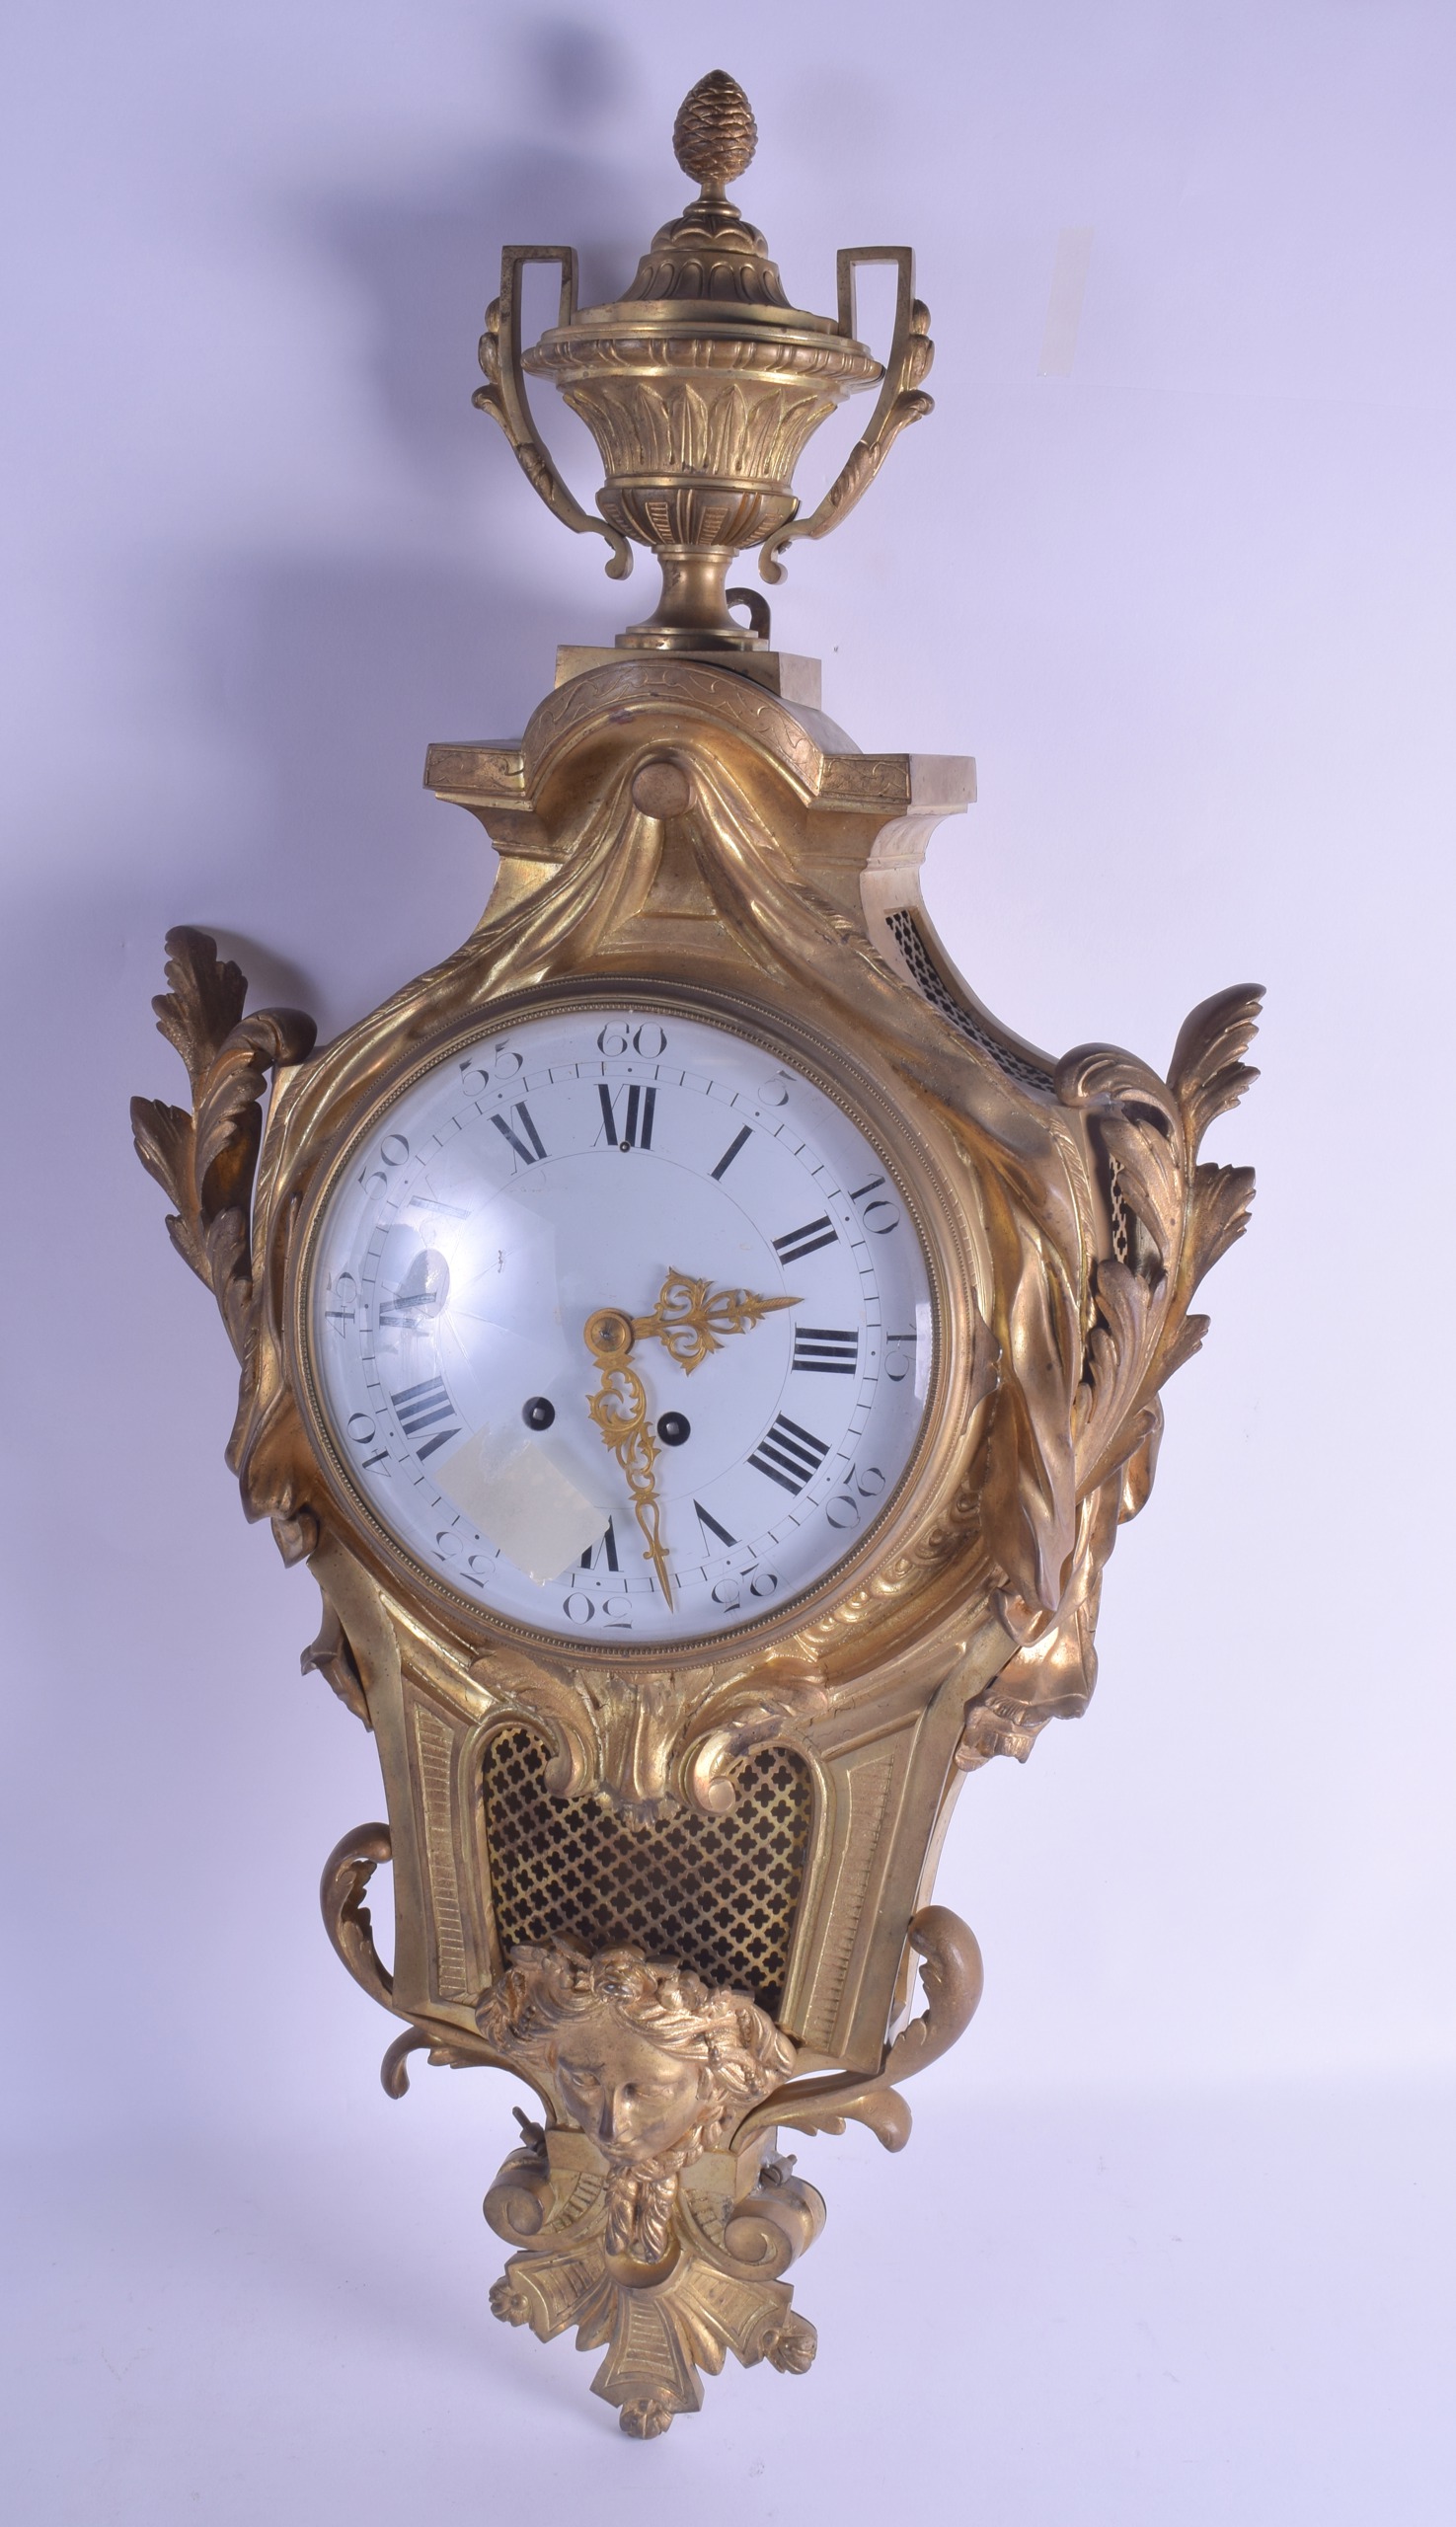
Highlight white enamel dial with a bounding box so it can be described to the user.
[303,1003,934,1646]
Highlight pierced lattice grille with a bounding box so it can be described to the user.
[482,1727,812,2017]
[885,906,1054,1092]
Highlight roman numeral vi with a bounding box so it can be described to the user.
[579,1519,620,1573]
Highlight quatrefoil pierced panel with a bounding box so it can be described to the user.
[483,1725,813,2017]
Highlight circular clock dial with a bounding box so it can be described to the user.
[304,1003,934,1646]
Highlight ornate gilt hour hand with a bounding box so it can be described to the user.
[631,1268,798,1374]
[583,1307,673,1607]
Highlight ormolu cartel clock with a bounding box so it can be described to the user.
[133,72,1260,2436]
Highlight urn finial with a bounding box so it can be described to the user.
[473,79,935,651]
[672,69,758,197]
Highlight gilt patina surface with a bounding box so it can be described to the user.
[475,69,933,650]
[131,71,1259,2434]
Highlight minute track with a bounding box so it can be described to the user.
[309,1003,932,1646]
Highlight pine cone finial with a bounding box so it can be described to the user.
[672,70,757,195]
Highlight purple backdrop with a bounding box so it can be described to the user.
[2,3,1451,2517]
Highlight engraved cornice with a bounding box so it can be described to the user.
[423,670,975,852]
[423,742,524,799]
[508,660,968,828]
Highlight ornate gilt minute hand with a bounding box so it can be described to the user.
[583,1274,798,1608]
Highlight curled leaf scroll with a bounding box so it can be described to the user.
[129,926,315,1358]
[958,983,1262,1767]
[130,926,321,1562]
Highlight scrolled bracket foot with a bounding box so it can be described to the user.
[722,2151,826,2276]
[481,2122,823,2434]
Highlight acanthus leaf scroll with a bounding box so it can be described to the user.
[130,925,321,1561]
[958,980,1262,1768]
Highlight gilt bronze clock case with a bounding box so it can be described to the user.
[284,973,961,1667]
[132,72,1260,2436]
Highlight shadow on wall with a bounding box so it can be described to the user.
[183,16,656,1038]
[0,18,678,2138]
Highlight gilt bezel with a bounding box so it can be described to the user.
[287,976,964,1661]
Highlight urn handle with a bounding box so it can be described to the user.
[474,245,633,580]
[759,246,935,584]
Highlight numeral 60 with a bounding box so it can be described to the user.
[596,1022,667,1057]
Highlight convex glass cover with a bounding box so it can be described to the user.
[302,1001,934,1646]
